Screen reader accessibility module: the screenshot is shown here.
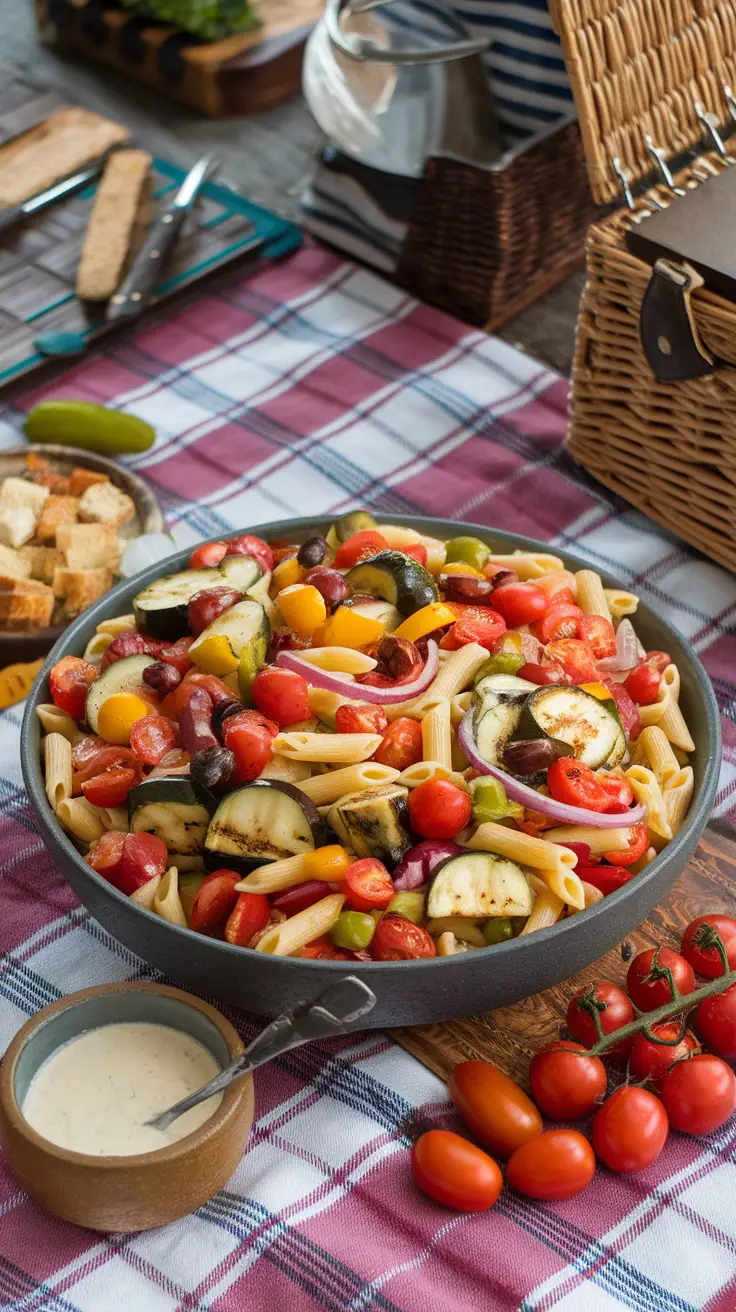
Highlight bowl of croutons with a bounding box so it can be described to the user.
[0,447,165,662]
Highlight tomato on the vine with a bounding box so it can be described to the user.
[626,946,696,1011]
[411,1130,502,1211]
[659,1054,736,1135]
[681,914,736,978]
[507,1130,596,1200]
[602,822,649,867]
[629,1021,701,1085]
[696,983,736,1059]
[529,1041,607,1119]
[448,1060,542,1159]
[407,779,471,840]
[592,1087,668,1172]
[566,981,634,1058]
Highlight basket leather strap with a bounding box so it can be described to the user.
[640,259,716,382]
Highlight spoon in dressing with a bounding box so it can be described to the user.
[147,976,377,1132]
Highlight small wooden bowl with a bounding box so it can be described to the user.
[0,982,254,1232]
[0,444,165,665]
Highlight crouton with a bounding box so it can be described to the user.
[0,506,36,549]
[0,589,55,630]
[0,545,30,579]
[0,574,53,595]
[53,567,112,615]
[25,454,70,494]
[19,545,65,585]
[67,467,109,498]
[77,481,136,529]
[0,477,49,519]
[35,495,78,543]
[56,523,120,572]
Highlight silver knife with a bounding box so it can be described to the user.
[0,162,106,236]
[107,154,219,325]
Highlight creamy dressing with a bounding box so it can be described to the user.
[22,1022,223,1156]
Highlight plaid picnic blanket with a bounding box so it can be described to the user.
[0,242,735,1312]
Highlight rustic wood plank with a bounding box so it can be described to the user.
[393,827,736,1085]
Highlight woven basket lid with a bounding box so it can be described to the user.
[549,0,736,204]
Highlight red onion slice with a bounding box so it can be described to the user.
[275,640,439,705]
[597,618,639,673]
[458,710,646,829]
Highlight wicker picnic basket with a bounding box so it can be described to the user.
[551,0,736,574]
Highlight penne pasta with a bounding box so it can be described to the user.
[624,765,672,840]
[436,931,468,956]
[575,569,611,620]
[639,664,695,751]
[519,887,565,934]
[235,851,324,894]
[296,762,399,805]
[632,726,681,787]
[397,761,466,789]
[485,551,564,579]
[603,588,638,619]
[582,881,604,908]
[379,525,422,548]
[425,918,486,946]
[450,691,473,728]
[296,647,377,674]
[421,699,452,771]
[419,534,447,575]
[153,867,187,927]
[259,754,313,784]
[535,569,578,600]
[307,686,355,728]
[543,824,635,856]
[255,893,345,955]
[44,733,72,810]
[36,703,78,741]
[131,874,161,909]
[56,797,127,843]
[273,732,382,763]
[82,632,113,665]
[95,614,136,636]
[629,846,658,876]
[466,822,584,908]
[664,766,695,836]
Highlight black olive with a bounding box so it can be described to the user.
[297,536,328,568]
[211,698,244,739]
[191,746,236,792]
[621,940,634,962]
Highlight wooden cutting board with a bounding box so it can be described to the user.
[393,826,736,1084]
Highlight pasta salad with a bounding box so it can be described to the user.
[38,513,696,962]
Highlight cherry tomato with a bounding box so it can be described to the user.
[333,530,389,569]
[224,891,270,946]
[696,983,736,1058]
[130,714,179,766]
[189,541,227,569]
[596,772,634,813]
[411,1130,502,1211]
[517,661,568,686]
[604,681,642,739]
[507,1129,596,1200]
[624,664,661,706]
[49,656,98,721]
[344,857,394,912]
[189,870,241,934]
[529,1041,607,1120]
[533,603,584,644]
[602,822,649,867]
[187,586,243,637]
[448,1059,541,1158]
[627,946,696,1011]
[81,767,138,808]
[272,881,343,916]
[578,864,634,896]
[158,637,195,677]
[592,1087,668,1172]
[73,745,139,791]
[567,981,634,1059]
[645,650,671,673]
[224,534,273,573]
[659,1053,736,1135]
[544,638,600,683]
[370,914,436,960]
[222,709,278,783]
[117,832,168,896]
[547,758,611,812]
[293,935,354,960]
[440,612,506,651]
[629,1021,701,1085]
[86,831,126,881]
[681,914,736,978]
[577,614,617,659]
[407,779,472,840]
[335,703,388,735]
[403,544,427,566]
[373,718,423,770]
[251,667,310,728]
[489,583,548,627]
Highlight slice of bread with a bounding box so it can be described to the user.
[77,149,153,301]
[0,108,130,208]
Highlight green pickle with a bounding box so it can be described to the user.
[444,535,489,572]
[473,651,524,684]
[483,918,514,946]
[24,400,155,455]
[386,891,426,924]
[330,910,376,951]
[469,777,523,824]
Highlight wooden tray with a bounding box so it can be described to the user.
[0,66,302,390]
[394,826,736,1084]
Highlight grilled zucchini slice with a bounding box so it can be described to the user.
[427,852,533,919]
[205,780,325,869]
[133,567,223,640]
[128,777,216,854]
[516,684,625,768]
[85,653,157,733]
[327,783,411,867]
[218,554,262,591]
[346,550,438,616]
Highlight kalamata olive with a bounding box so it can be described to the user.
[488,569,519,590]
[441,574,495,603]
[211,698,245,739]
[190,745,235,792]
[187,586,243,638]
[179,687,218,754]
[415,628,446,660]
[297,536,328,569]
[392,839,464,891]
[100,632,162,672]
[502,737,568,776]
[303,566,349,611]
[142,661,183,696]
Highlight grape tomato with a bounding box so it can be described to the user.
[507,1130,595,1200]
[411,1130,502,1212]
[448,1060,542,1158]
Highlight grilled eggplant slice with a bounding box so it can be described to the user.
[205,779,325,867]
[327,783,411,867]
[516,685,625,768]
[346,550,438,617]
[128,777,216,854]
[85,653,157,733]
[218,554,262,592]
[427,852,533,919]
[133,567,223,640]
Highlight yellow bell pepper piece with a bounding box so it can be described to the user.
[190,633,239,676]
[277,583,327,639]
[394,602,457,644]
[303,845,351,881]
[97,693,150,745]
[0,658,43,710]
[271,555,303,593]
[324,606,384,649]
[581,682,612,700]
[441,561,485,578]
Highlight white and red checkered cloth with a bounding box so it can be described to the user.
[0,243,735,1312]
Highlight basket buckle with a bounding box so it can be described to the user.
[640,260,716,382]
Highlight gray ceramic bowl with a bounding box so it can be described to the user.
[21,517,721,1029]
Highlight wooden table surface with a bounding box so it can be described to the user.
[1,0,583,373]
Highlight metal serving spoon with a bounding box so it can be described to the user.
[147,976,377,1132]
